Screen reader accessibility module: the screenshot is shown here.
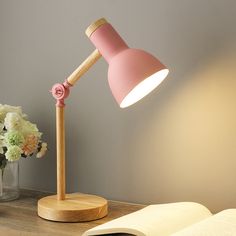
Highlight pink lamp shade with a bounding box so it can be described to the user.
[87,19,169,108]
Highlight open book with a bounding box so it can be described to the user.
[83,202,236,236]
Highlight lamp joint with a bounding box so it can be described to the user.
[50,80,73,107]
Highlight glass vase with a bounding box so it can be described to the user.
[0,160,19,201]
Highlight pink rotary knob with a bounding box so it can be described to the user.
[51,81,72,107]
[51,83,67,100]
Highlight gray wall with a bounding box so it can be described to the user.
[1,0,236,213]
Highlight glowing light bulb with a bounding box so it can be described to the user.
[120,69,169,108]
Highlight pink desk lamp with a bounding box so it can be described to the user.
[38,18,169,222]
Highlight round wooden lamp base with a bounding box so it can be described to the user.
[38,193,108,222]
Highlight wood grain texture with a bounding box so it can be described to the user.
[85,18,107,37]
[56,106,65,200]
[38,193,108,222]
[0,189,145,236]
[67,49,101,86]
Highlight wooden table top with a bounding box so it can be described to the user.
[0,189,145,236]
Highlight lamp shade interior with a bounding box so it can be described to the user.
[120,68,169,108]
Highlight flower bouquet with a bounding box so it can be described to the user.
[0,104,47,201]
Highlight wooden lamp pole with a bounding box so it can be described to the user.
[55,48,102,201]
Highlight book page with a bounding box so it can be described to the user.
[83,202,212,236]
[172,209,236,236]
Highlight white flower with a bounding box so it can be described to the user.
[0,104,25,123]
[36,142,47,158]
[5,145,22,162]
[0,135,5,154]
[4,112,23,131]
[0,140,4,154]
[21,120,42,139]
[0,122,4,132]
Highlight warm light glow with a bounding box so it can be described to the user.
[120,69,169,108]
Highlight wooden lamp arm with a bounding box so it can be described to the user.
[50,49,102,201]
[51,49,102,106]
[67,49,101,86]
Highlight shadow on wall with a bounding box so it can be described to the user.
[126,42,236,213]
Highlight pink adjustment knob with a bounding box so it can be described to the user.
[51,80,72,107]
